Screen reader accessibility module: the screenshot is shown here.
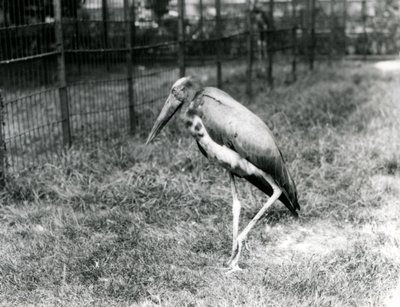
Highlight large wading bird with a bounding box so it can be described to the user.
[146,77,299,272]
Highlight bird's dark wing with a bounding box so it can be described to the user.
[196,87,299,215]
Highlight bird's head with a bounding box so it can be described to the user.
[146,76,201,144]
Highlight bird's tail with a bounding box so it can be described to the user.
[280,171,300,217]
[244,174,299,218]
[288,173,300,211]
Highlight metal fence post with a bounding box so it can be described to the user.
[102,0,110,71]
[215,0,222,88]
[178,0,185,77]
[54,0,72,148]
[0,89,5,186]
[75,11,81,74]
[246,0,253,97]
[343,0,347,55]
[302,0,309,59]
[329,0,335,66]
[199,0,205,65]
[124,0,135,134]
[267,0,274,87]
[309,0,316,70]
[362,0,367,59]
[291,0,297,82]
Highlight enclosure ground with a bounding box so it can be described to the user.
[0,61,399,307]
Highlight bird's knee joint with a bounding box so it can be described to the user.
[236,234,246,244]
[232,201,241,216]
[273,188,282,197]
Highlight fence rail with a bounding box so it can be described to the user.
[0,0,398,179]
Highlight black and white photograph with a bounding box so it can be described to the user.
[0,0,399,306]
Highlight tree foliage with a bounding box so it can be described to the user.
[1,0,85,25]
[144,0,170,21]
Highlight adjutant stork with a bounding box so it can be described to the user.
[146,77,299,272]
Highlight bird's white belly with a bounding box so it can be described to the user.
[187,116,258,177]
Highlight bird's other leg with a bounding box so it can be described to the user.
[228,173,282,272]
[227,172,241,267]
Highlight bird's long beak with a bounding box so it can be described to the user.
[146,94,181,145]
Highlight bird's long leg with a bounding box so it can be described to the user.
[228,173,282,272]
[227,172,241,266]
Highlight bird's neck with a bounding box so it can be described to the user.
[178,100,190,124]
[179,90,203,122]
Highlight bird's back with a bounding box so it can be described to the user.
[189,87,299,215]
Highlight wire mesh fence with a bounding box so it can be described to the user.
[0,0,399,177]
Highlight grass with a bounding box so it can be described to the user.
[1,60,400,306]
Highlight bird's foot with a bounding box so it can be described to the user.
[226,255,234,267]
[244,239,251,252]
[226,245,239,267]
[225,264,242,274]
[226,238,243,268]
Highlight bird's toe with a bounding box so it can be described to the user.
[244,239,251,252]
[225,264,243,274]
[226,242,240,266]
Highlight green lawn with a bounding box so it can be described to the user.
[1,61,399,306]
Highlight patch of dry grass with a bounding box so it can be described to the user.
[1,61,399,306]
